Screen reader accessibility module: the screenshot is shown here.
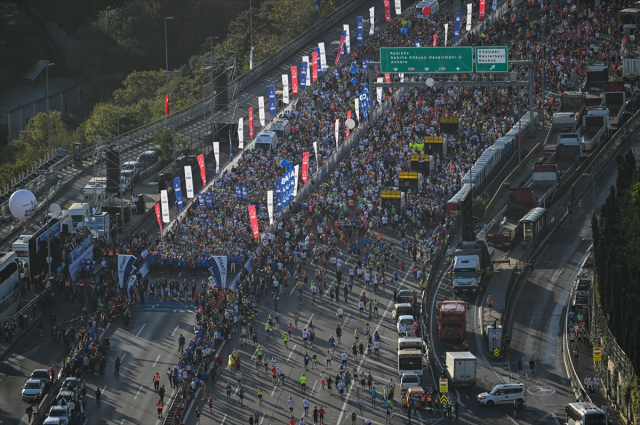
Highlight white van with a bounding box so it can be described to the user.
[415,0,440,18]
[271,119,291,138]
[254,131,279,152]
[67,203,90,229]
[477,383,526,406]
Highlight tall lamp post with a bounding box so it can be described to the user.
[250,0,253,69]
[165,17,174,96]
[45,62,55,154]
[117,115,128,233]
[583,167,596,215]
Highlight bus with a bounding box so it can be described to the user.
[566,402,608,425]
[0,252,20,301]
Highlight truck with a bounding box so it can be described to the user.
[601,91,626,130]
[584,65,608,93]
[579,108,611,154]
[452,240,492,296]
[438,301,467,341]
[532,162,561,207]
[544,112,577,152]
[83,177,107,204]
[486,188,537,248]
[67,203,90,230]
[445,352,476,387]
[398,336,429,376]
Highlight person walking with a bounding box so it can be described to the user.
[301,374,307,394]
[487,295,493,313]
[529,357,535,377]
[258,387,264,406]
[157,399,163,419]
[195,407,201,424]
[158,385,166,403]
[178,334,185,352]
[517,358,523,377]
[95,387,101,406]
[115,356,121,376]
[153,372,160,391]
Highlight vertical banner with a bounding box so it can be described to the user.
[291,66,298,95]
[173,177,183,211]
[268,85,276,115]
[275,180,283,212]
[302,152,310,183]
[385,73,391,93]
[312,51,318,82]
[248,205,259,240]
[204,193,213,207]
[359,91,369,120]
[343,25,351,54]
[335,36,344,65]
[369,7,375,35]
[313,141,319,167]
[282,75,290,104]
[118,254,137,289]
[258,97,266,126]
[466,3,472,31]
[493,0,497,10]
[318,43,327,72]
[300,60,308,90]
[454,12,461,41]
[248,108,255,138]
[267,190,274,225]
[340,31,346,60]
[184,166,194,198]
[208,256,228,289]
[238,117,244,149]
[160,190,170,223]
[479,0,486,20]
[315,47,322,77]
[384,0,390,22]
[228,130,233,163]
[164,94,171,116]
[444,24,449,46]
[154,204,162,231]
[357,16,363,45]
[376,77,383,104]
[293,164,300,197]
[250,46,254,70]
[355,98,360,122]
[197,154,206,185]
[395,0,401,14]
[335,119,340,150]
[303,56,311,87]
[213,142,220,174]
[197,193,205,207]
[433,34,437,47]
[346,110,352,138]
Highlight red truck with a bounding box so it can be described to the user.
[438,300,467,340]
[486,188,537,248]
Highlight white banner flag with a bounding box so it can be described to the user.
[343,25,351,54]
[395,0,401,14]
[466,3,472,31]
[282,74,290,104]
[318,43,327,72]
[184,166,194,198]
[238,117,244,149]
[444,24,449,47]
[160,190,170,223]
[258,96,266,127]
[213,141,220,174]
[250,46,254,70]
[293,164,300,197]
[313,141,319,168]
[335,119,340,149]
[369,7,375,35]
[376,77,383,104]
[355,98,360,122]
[267,190,274,225]
[302,56,311,87]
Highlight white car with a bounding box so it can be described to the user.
[477,383,526,406]
[47,406,70,424]
[43,418,68,425]
[397,315,416,336]
[22,379,45,402]
[400,373,421,391]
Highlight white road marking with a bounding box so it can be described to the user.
[288,345,298,361]
[343,313,351,327]
[221,414,227,425]
[121,354,126,362]
[310,379,318,396]
[171,325,179,336]
[103,385,107,392]
[455,389,466,407]
[552,413,561,425]
[134,384,143,399]
[152,354,161,367]
[135,324,146,337]
[505,414,519,424]
[465,395,469,399]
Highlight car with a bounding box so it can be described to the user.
[396,289,414,304]
[477,383,526,406]
[43,418,68,425]
[392,303,414,320]
[22,379,45,402]
[122,161,141,176]
[47,406,70,423]
[400,373,421,391]
[55,390,77,405]
[60,377,85,393]
[397,315,416,336]
[137,150,160,169]
[30,369,50,385]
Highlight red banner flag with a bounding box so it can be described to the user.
[312,51,318,82]
[291,66,298,95]
[479,0,486,19]
[155,203,163,231]
[335,36,345,65]
[248,107,255,138]
[248,205,259,239]
[164,94,171,117]
[346,111,352,138]
[433,34,437,47]
[197,154,206,186]
[384,0,390,22]
[302,152,310,183]
[384,73,392,93]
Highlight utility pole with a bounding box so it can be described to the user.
[45,62,55,154]
[117,115,128,233]
[250,0,254,69]
[165,17,174,96]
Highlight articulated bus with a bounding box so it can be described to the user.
[566,402,607,425]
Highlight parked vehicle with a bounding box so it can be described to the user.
[438,301,466,340]
[392,303,414,320]
[400,372,421,391]
[477,383,526,406]
[137,150,160,169]
[445,352,476,387]
[21,379,45,402]
[397,315,416,336]
[452,241,491,296]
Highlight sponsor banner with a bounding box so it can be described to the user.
[302,152,309,183]
[357,17,363,45]
[303,56,311,86]
[300,61,308,90]
[335,119,340,149]
[173,177,183,211]
[480,0,486,19]
[248,205,259,239]
[205,192,214,207]
[267,190,274,224]
[258,97,266,127]
[197,193,205,207]
[268,85,276,115]
[160,190,170,223]
[369,7,375,35]
[335,36,344,65]
[312,51,318,82]
[355,98,360,121]
[293,164,299,197]
[208,256,228,289]
[248,108,255,138]
[346,110,352,138]
[282,74,290,104]
[384,0,390,22]
[184,166,194,198]
[313,142,319,168]
[454,12,461,41]
[318,43,327,71]
[445,24,449,46]
[69,237,93,281]
[343,25,350,54]
[155,204,162,230]
[238,117,244,149]
[395,0,401,14]
[275,179,283,212]
[466,3,472,31]
[291,66,298,95]
[164,94,171,116]
[117,254,137,289]
[197,154,206,185]
[213,142,220,174]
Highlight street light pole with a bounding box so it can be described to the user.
[117,115,128,233]
[165,17,174,96]
[45,62,55,154]
[250,0,253,68]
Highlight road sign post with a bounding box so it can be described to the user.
[380,47,473,73]
[439,378,449,394]
[475,46,509,72]
[593,346,602,362]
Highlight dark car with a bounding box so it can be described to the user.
[137,150,160,169]
[396,289,415,304]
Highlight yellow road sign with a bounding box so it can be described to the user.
[593,346,602,362]
[439,378,448,393]
[493,348,500,357]
[440,394,449,404]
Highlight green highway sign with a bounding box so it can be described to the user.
[380,47,473,74]
[475,46,509,72]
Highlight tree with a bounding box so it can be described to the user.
[152,128,188,161]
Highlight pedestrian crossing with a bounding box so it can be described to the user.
[132,301,199,314]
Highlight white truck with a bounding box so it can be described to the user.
[579,107,611,154]
[83,177,107,203]
[254,131,279,152]
[397,337,429,376]
[544,112,577,152]
[67,203,90,229]
[445,352,476,387]
[452,255,481,296]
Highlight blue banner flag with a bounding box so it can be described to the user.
[359,91,369,121]
[300,62,308,90]
[173,177,183,211]
[268,85,276,115]
[228,130,233,162]
[340,31,346,60]
[204,192,213,207]
[314,48,322,78]
[314,0,320,13]
[357,16,363,45]
[275,179,283,212]
[363,58,368,74]
[235,183,242,197]
[197,193,206,207]
[241,184,248,199]
[454,12,461,41]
